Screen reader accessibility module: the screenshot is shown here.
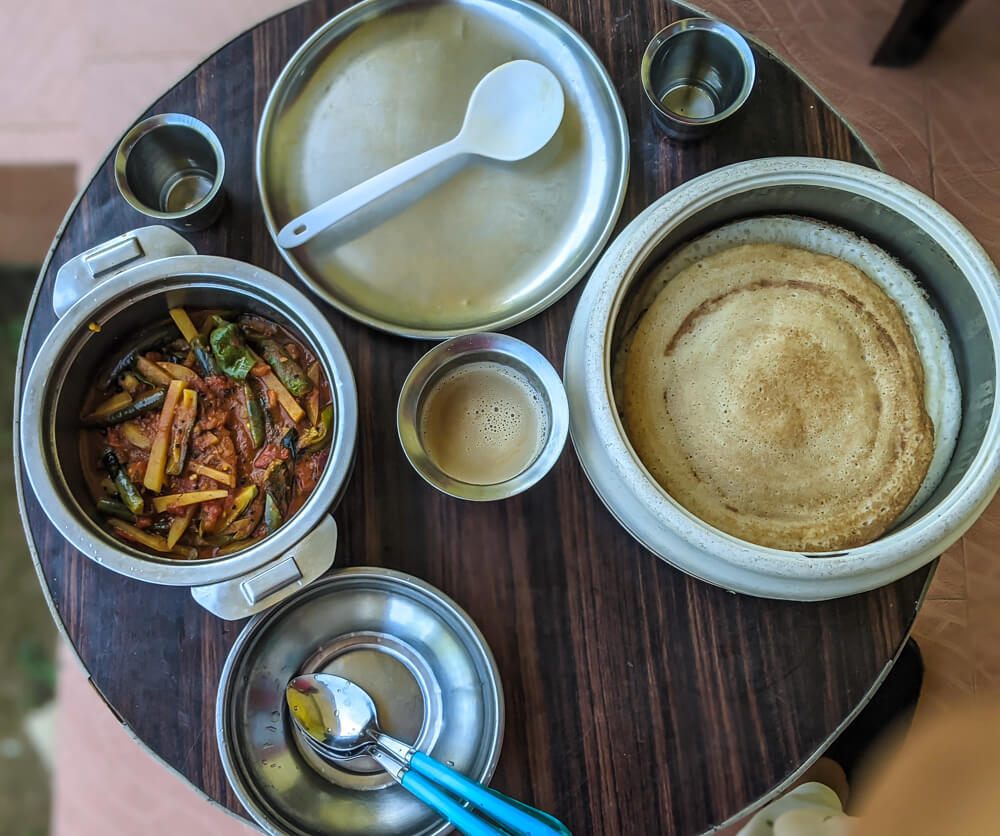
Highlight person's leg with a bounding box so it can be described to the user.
[824,637,924,808]
[736,639,924,835]
[872,0,967,66]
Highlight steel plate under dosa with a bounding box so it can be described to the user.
[257,0,629,338]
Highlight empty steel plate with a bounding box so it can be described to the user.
[257,0,629,338]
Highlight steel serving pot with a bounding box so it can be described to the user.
[20,226,359,620]
[565,157,1000,601]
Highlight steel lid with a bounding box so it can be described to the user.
[216,567,504,835]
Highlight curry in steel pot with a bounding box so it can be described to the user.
[78,307,333,559]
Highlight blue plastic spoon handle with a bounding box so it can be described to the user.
[410,752,571,836]
[399,770,504,836]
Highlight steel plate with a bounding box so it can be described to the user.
[217,568,503,836]
[257,0,629,338]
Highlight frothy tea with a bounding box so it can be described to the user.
[419,361,548,485]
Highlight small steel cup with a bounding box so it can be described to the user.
[114,113,226,230]
[397,333,569,501]
[642,18,756,141]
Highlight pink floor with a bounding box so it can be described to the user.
[52,644,256,835]
[4,0,999,833]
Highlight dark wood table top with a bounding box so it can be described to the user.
[17,1,931,833]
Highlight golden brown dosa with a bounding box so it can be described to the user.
[622,241,935,552]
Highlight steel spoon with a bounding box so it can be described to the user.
[276,60,565,249]
[286,673,571,836]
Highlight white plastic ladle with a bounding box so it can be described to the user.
[276,59,565,249]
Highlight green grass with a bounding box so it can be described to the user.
[0,265,55,835]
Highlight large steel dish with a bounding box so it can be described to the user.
[256,0,629,338]
[565,157,1000,600]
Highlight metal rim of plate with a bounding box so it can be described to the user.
[256,0,629,339]
[216,567,504,836]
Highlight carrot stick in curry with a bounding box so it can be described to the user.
[166,388,198,476]
[144,379,186,492]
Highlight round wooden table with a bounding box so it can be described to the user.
[16,1,932,833]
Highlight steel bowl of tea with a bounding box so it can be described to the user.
[397,333,568,500]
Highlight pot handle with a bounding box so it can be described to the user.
[52,225,196,318]
[190,515,338,620]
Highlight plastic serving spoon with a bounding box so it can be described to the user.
[276,60,565,249]
[286,673,571,836]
